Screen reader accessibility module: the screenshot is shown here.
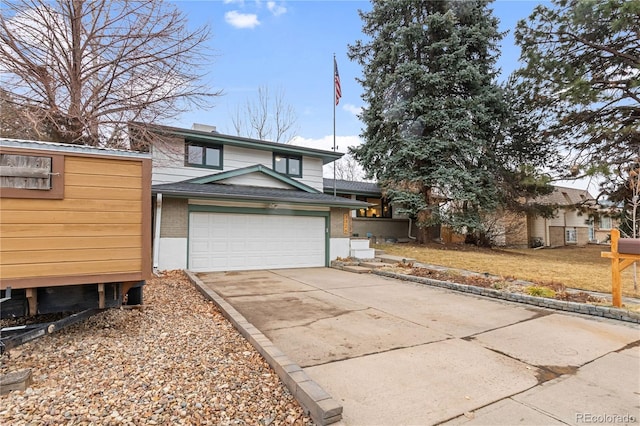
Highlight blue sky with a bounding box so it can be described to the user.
[173,0,549,150]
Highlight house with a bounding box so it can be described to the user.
[0,138,151,317]
[323,179,415,242]
[144,123,370,272]
[527,185,616,247]
[323,179,616,248]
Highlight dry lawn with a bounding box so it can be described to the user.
[373,242,640,299]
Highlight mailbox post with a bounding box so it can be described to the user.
[601,229,640,307]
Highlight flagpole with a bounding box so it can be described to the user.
[333,54,337,197]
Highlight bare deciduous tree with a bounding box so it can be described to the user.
[231,85,298,143]
[0,0,219,147]
[333,153,363,181]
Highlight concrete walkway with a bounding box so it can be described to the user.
[192,268,640,426]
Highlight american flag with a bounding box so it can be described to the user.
[334,58,342,106]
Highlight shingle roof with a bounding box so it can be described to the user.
[323,179,381,196]
[153,181,370,208]
[533,186,595,206]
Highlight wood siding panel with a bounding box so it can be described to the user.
[65,173,141,189]
[2,259,142,280]
[1,236,140,251]
[63,185,142,200]
[1,223,141,238]
[0,198,140,212]
[1,152,150,286]
[2,247,142,265]
[66,157,142,176]
[1,211,141,224]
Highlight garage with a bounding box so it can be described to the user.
[189,212,326,271]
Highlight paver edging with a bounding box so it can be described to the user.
[184,270,343,425]
[371,269,640,324]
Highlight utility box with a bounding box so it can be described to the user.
[0,139,152,317]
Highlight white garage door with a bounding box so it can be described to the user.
[189,212,326,271]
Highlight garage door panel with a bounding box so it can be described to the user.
[189,212,325,271]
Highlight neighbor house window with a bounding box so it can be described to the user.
[273,153,302,177]
[599,216,612,230]
[355,196,392,218]
[185,141,222,169]
[0,152,64,199]
[565,227,577,243]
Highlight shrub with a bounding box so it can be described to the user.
[524,286,556,298]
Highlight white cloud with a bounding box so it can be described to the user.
[225,10,260,29]
[289,134,362,154]
[343,103,361,116]
[223,0,244,4]
[267,1,287,16]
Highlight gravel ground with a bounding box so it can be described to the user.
[0,271,313,425]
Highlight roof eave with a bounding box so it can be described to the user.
[152,188,370,209]
[140,122,343,164]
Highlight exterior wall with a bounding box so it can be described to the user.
[497,211,528,247]
[528,215,547,246]
[330,208,353,238]
[352,218,410,241]
[151,137,324,191]
[549,226,565,246]
[160,197,188,238]
[577,227,590,246]
[528,207,594,247]
[223,172,292,189]
[1,147,151,289]
[328,208,352,261]
[329,238,350,260]
[154,197,335,270]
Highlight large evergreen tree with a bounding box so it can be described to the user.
[349,0,548,244]
[513,0,640,184]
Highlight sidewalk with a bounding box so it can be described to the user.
[190,267,640,426]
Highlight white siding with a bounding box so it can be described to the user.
[151,138,326,191]
[223,172,293,189]
[157,237,188,270]
[529,216,547,244]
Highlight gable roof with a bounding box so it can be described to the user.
[137,122,343,165]
[534,186,595,206]
[323,179,381,197]
[152,180,370,209]
[187,164,320,193]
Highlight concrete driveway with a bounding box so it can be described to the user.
[192,267,640,426]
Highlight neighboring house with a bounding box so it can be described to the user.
[526,185,617,247]
[144,123,370,272]
[323,179,415,242]
[323,179,617,248]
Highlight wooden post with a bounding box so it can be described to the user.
[25,288,37,316]
[601,229,640,308]
[611,229,622,307]
[98,283,105,309]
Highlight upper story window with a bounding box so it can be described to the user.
[273,153,302,177]
[185,141,222,169]
[599,216,612,230]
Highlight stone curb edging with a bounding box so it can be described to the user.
[184,271,343,425]
[370,269,640,324]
